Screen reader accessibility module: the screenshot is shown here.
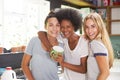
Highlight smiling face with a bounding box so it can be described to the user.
[85,19,99,40]
[60,20,74,38]
[45,17,60,38]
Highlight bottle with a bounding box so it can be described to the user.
[1,67,17,80]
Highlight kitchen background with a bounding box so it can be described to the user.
[0,0,120,58]
[0,0,120,79]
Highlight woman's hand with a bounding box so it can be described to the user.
[55,54,64,66]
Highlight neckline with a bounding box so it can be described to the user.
[67,36,82,53]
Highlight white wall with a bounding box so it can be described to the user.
[0,0,4,47]
[0,0,50,49]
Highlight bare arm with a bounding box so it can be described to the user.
[38,31,52,52]
[21,53,34,80]
[56,55,87,73]
[96,56,110,80]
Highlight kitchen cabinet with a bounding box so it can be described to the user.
[110,6,120,36]
[96,6,120,36]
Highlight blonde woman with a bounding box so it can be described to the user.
[83,12,114,80]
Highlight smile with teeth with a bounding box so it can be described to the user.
[64,32,69,36]
[89,34,94,36]
[64,31,69,34]
[89,33,95,37]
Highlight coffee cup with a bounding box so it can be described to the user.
[50,46,64,60]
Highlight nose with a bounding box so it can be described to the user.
[63,27,68,32]
[53,25,57,30]
[88,28,92,33]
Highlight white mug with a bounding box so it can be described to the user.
[50,46,64,60]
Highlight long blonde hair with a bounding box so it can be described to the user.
[83,12,114,68]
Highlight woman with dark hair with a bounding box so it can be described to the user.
[21,11,62,80]
[38,8,88,80]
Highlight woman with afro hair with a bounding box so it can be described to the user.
[38,8,88,80]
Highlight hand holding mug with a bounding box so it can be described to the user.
[50,46,64,60]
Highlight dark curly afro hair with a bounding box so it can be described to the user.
[55,8,82,32]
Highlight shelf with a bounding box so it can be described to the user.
[110,5,120,8]
[97,5,120,8]
[96,6,108,9]
[111,20,120,22]
[110,6,120,36]
[110,34,120,36]
[111,22,120,35]
[63,0,95,8]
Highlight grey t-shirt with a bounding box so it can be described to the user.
[25,36,62,80]
[87,40,108,80]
